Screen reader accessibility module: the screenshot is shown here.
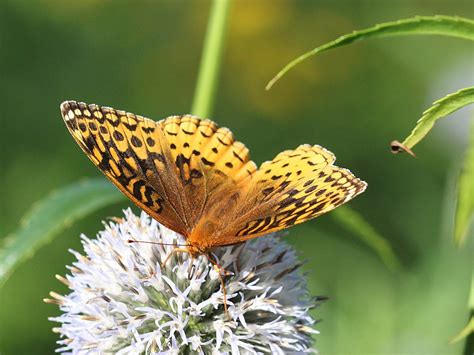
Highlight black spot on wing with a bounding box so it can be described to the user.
[201,157,214,167]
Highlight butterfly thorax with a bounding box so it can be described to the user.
[186,220,222,254]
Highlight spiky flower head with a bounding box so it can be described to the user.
[46,209,321,354]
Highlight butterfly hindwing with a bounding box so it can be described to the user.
[206,144,367,245]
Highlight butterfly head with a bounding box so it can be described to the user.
[186,244,208,257]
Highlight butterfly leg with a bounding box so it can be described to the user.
[205,253,232,314]
[161,247,190,267]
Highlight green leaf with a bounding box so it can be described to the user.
[0,179,124,287]
[266,15,474,90]
[331,205,401,272]
[454,119,474,246]
[391,87,474,155]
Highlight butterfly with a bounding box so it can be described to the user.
[61,100,366,282]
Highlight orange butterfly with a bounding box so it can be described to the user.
[61,100,366,305]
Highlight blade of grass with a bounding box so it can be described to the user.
[451,316,474,344]
[391,87,474,154]
[331,206,401,272]
[454,119,474,246]
[0,179,124,287]
[450,275,474,344]
[266,15,474,90]
[191,0,232,118]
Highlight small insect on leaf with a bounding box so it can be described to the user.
[390,140,417,157]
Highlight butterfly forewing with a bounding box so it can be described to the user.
[61,101,187,234]
[60,101,258,239]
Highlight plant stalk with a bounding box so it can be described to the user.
[191,0,232,118]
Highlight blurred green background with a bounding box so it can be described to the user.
[1,1,473,354]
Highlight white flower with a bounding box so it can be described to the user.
[46,209,321,354]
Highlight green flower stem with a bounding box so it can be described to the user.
[191,0,233,118]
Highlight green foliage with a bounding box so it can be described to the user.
[0,179,123,287]
[450,275,473,343]
[450,272,473,344]
[266,15,474,90]
[391,87,474,154]
[331,206,401,272]
[266,11,474,251]
[454,120,474,246]
[265,13,474,345]
[451,317,474,344]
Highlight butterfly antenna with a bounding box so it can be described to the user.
[127,239,189,247]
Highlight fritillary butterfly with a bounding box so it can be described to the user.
[61,101,367,255]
